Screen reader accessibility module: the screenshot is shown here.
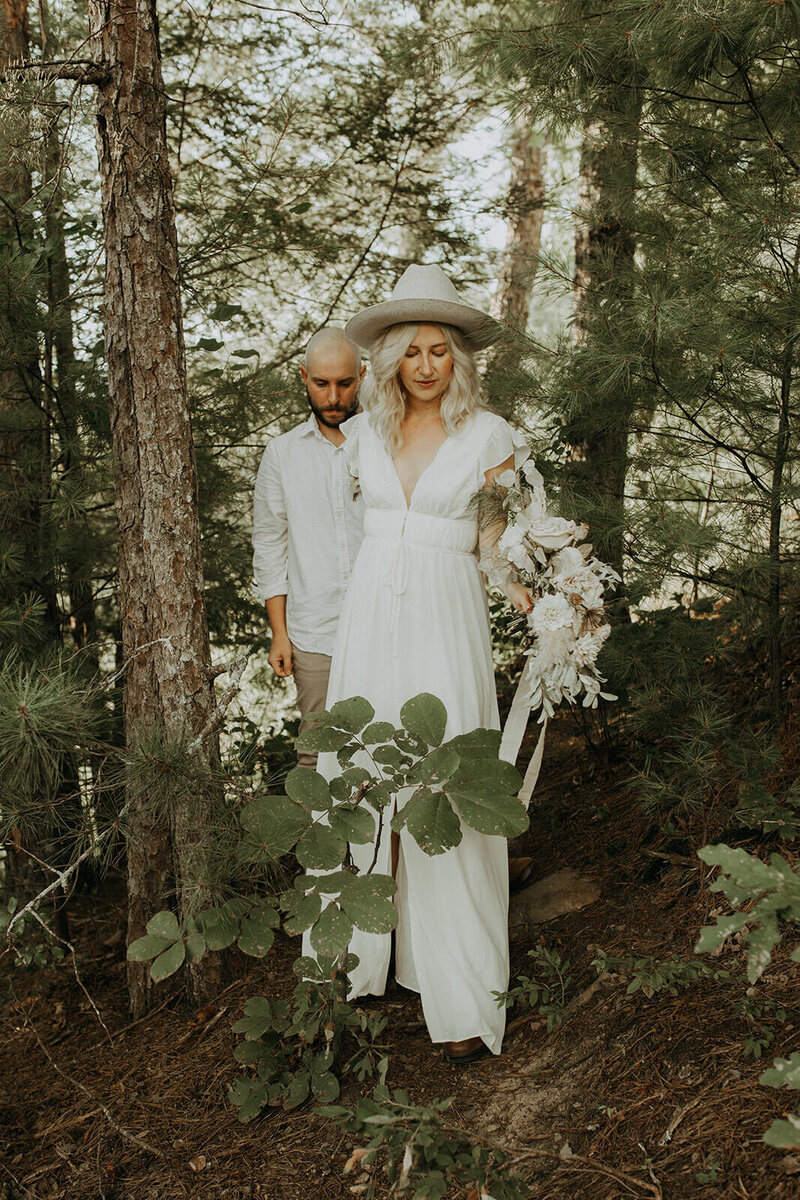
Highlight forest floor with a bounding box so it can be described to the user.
[2,702,800,1199]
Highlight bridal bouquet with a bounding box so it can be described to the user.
[482,460,620,724]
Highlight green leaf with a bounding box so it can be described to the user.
[400,693,447,746]
[445,728,502,759]
[407,747,460,787]
[194,336,224,351]
[229,1076,268,1123]
[446,759,528,837]
[341,766,373,790]
[282,891,322,935]
[293,201,312,214]
[400,787,462,856]
[211,301,242,321]
[150,938,185,981]
[763,1112,800,1149]
[283,1071,310,1109]
[295,725,354,753]
[759,1053,800,1090]
[365,780,396,809]
[240,793,310,857]
[293,955,325,981]
[285,766,332,812]
[296,822,347,870]
[232,996,274,1038]
[372,745,406,767]
[146,910,180,940]
[329,805,376,845]
[197,906,240,951]
[362,721,395,744]
[185,932,206,963]
[329,697,375,732]
[127,933,172,962]
[238,905,279,957]
[310,904,354,957]
[339,875,397,935]
[311,1071,340,1101]
[231,347,259,359]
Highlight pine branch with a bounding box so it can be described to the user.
[0,59,110,85]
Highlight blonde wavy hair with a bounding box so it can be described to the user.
[360,323,484,454]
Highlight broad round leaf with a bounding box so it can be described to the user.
[447,775,529,838]
[146,910,180,940]
[150,938,185,981]
[238,905,279,957]
[311,1071,340,1101]
[185,932,206,963]
[329,696,375,733]
[229,1077,268,1123]
[197,907,240,951]
[329,805,376,845]
[407,747,460,787]
[361,721,395,744]
[365,780,396,810]
[127,933,171,962]
[402,787,462,855]
[295,725,353,753]
[282,891,322,935]
[285,766,332,812]
[340,876,398,934]
[400,693,447,746]
[445,728,502,759]
[296,822,347,870]
[310,903,354,958]
[240,794,310,858]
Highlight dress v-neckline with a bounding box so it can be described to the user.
[390,433,451,510]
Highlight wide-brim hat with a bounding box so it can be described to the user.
[345,264,502,351]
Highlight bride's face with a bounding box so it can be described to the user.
[398,324,453,405]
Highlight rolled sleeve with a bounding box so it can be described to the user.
[252,442,289,602]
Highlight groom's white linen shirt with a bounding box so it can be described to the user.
[252,414,364,656]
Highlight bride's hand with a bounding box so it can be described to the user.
[507,581,533,614]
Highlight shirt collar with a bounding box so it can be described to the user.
[298,411,343,448]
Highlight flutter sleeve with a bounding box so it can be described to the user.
[477,412,531,481]
[340,413,362,491]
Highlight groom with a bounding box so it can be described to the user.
[252,327,365,767]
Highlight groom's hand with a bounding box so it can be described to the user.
[268,634,294,677]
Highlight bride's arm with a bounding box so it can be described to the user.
[480,453,533,614]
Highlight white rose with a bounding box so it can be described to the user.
[526,515,582,551]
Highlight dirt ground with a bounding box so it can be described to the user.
[2,712,799,1199]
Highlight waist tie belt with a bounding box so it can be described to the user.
[362,509,477,656]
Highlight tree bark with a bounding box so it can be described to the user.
[87,0,222,1015]
[569,96,641,587]
[492,115,546,332]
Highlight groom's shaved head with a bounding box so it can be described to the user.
[301,327,364,432]
[304,327,361,374]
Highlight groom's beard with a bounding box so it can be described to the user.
[308,393,359,429]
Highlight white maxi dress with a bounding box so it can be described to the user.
[306,408,526,1056]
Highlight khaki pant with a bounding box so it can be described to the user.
[293,647,332,770]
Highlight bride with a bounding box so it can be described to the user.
[306,264,532,1062]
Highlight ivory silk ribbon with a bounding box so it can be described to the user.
[498,669,547,808]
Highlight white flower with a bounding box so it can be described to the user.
[573,626,609,668]
[495,469,516,488]
[551,546,585,576]
[525,515,582,551]
[498,524,535,572]
[531,592,574,633]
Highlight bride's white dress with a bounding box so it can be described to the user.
[306,408,527,1055]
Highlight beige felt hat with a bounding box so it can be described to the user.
[345,264,502,351]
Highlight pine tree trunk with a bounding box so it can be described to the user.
[570,96,641,586]
[39,0,99,663]
[492,116,546,332]
[88,0,222,1015]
